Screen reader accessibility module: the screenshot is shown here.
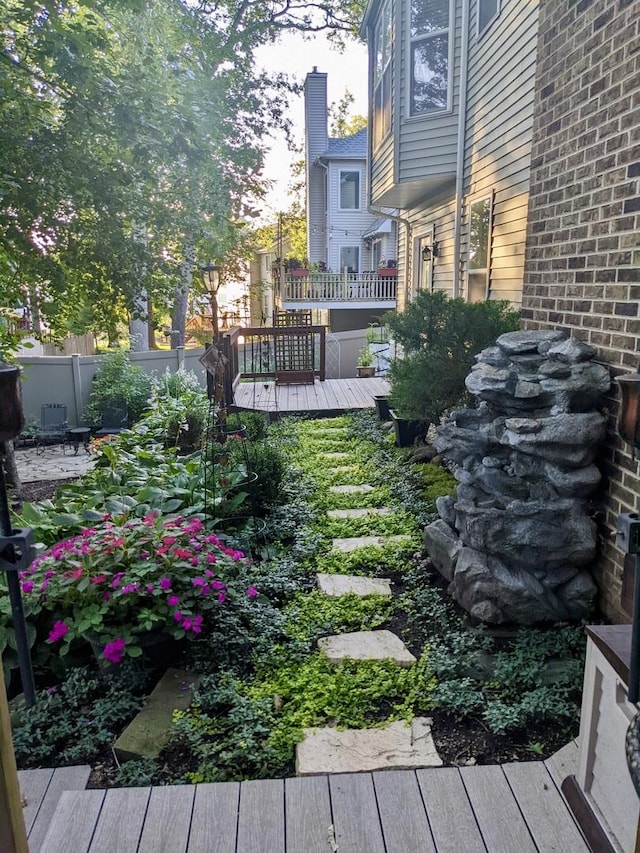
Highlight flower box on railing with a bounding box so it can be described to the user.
[378,267,398,278]
[288,268,310,278]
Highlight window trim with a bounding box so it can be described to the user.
[466,192,493,302]
[477,0,502,40]
[407,0,454,119]
[338,169,362,211]
[372,0,394,150]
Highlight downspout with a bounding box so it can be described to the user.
[315,157,330,265]
[452,0,470,298]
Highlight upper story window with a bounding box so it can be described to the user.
[478,0,500,37]
[373,0,393,148]
[467,195,492,302]
[339,170,361,210]
[410,0,450,116]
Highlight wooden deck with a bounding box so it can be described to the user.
[232,377,390,416]
[19,743,589,852]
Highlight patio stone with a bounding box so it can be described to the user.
[316,573,393,597]
[326,507,391,518]
[318,630,416,667]
[332,534,410,552]
[114,669,199,762]
[322,452,350,459]
[329,484,375,494]
[326,465,356,473]
[296,717,442,775]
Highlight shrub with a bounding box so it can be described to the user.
[84,350,153,427]
[142,369,209,451]
[384,292,520,422]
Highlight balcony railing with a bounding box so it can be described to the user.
[279,271,397,305]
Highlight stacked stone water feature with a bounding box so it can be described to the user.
[423,329,611,624]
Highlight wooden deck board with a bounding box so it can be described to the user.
[233,377,390,415]
[26,764,93,853]
[40,789,105,853]
[502,761,589,852]
[18,767,54,834]
[544,738,579,788]
[236,778,285,853]
[460,765,537,853]
[284,775,333,853]
[329,773,385,853]
[372,769,437,853]
[417,767,487,853]
[187,782,240,853]
[88,786,150,853]
[137,785,195,853]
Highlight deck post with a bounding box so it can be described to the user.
[319,327,326,381]
[0,653,28,853]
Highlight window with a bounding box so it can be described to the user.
[340,246,360,273]
[373,0,393,147]
[339,171,361,210]
[467,196,492,302]
[410,0,450,116]
[371,239,383,271]
[478,0,500,37]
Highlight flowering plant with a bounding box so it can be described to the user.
[19,513,259,665]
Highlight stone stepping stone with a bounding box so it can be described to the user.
[114,668,199,762]
[296,717,442,775]
[317,573,393,597]
[332,534,410,552]
[321,452,350,459]
[329,484,375,494]
[318,630,416,667]
[326,465,356,473]
[327,508,391,519]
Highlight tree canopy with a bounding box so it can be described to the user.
[0,0,365,341]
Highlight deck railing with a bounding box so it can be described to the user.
[221,324,326,400]
[279,271,397,303]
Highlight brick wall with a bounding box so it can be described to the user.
[522,0,640,622]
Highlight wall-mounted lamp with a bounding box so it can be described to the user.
[617,372,640,451]
[422,242,439,262]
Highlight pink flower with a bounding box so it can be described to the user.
[173,610,183,622]
[72,567,83,580]
[48,621,69,643]
[167,595,181,606]
[191,614,203,634]
[217,592,227,603]
[21,581,34,594]
[91,574,106,585]
[246,586,259,600]
[159,577,172,590]
[162,537,176,547]
[103,637,126,664]
[146,584,155,594]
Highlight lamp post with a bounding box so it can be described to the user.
[200,261,221,342]
[0,364,36,707]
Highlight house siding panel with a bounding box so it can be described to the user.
[305,72,329,264]
[522,0,640,623]
[327,161,383,271]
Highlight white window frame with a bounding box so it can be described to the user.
[408,0,453,118]
[467,192,493,302]
[373,0,393,149]
[477,0,501,39]
[338,169,361,211]
[339,245,361,274]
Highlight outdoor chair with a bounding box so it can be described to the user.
[94,402,128,437]
[36,404,68,453]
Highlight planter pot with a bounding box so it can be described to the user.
[378,268,397,278]
[288,268,310,277]
[389,409,428,447]
[373,395,391,420]
[356,366,375,378]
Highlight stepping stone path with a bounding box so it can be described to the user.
[316,573,393,597]
[294,417,442,775]
[296,717,443,775]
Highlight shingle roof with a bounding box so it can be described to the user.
[319,128,367,160]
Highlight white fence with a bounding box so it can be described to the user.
[282,272,397,303]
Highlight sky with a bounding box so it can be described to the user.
[255,32,369,218]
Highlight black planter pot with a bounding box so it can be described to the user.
[373,395,391,420]
[389,409,428,447]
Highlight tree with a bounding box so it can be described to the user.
[330,90,367,138]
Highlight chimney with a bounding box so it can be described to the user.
[304,68,328,264]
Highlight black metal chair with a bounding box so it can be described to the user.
[36,404,68,453]
[94,402,128,438]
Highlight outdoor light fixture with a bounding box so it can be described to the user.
[422,242,439,262]
[0,363,36,706]
[200,260,221,294]
[617,372,640,452]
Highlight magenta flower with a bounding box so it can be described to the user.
[48,621,70,643]
[217,592,227,603]
[246,586,259,600]
[103,637,126,664]
[21,581,34,594]
[159,577,172,590]
[167,595,181,606]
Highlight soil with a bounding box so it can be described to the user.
[18,478,78,503]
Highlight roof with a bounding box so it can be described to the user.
[317,128,367,161]
[362,217,393,239]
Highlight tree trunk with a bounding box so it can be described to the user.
[4,442,21,495]
[129,289,149,352]
[170,246,195,349]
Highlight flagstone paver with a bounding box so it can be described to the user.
[322,452,350,459]
[326,508,392,519]
[329,484,375,494]
[296,718,442,775]
[316,573,393,597]
[318,630,416,667]
[332,534,410,552]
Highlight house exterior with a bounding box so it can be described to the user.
[274,69,398,333]
[360,0,540,311]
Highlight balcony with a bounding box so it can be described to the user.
[277,271,397,310]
